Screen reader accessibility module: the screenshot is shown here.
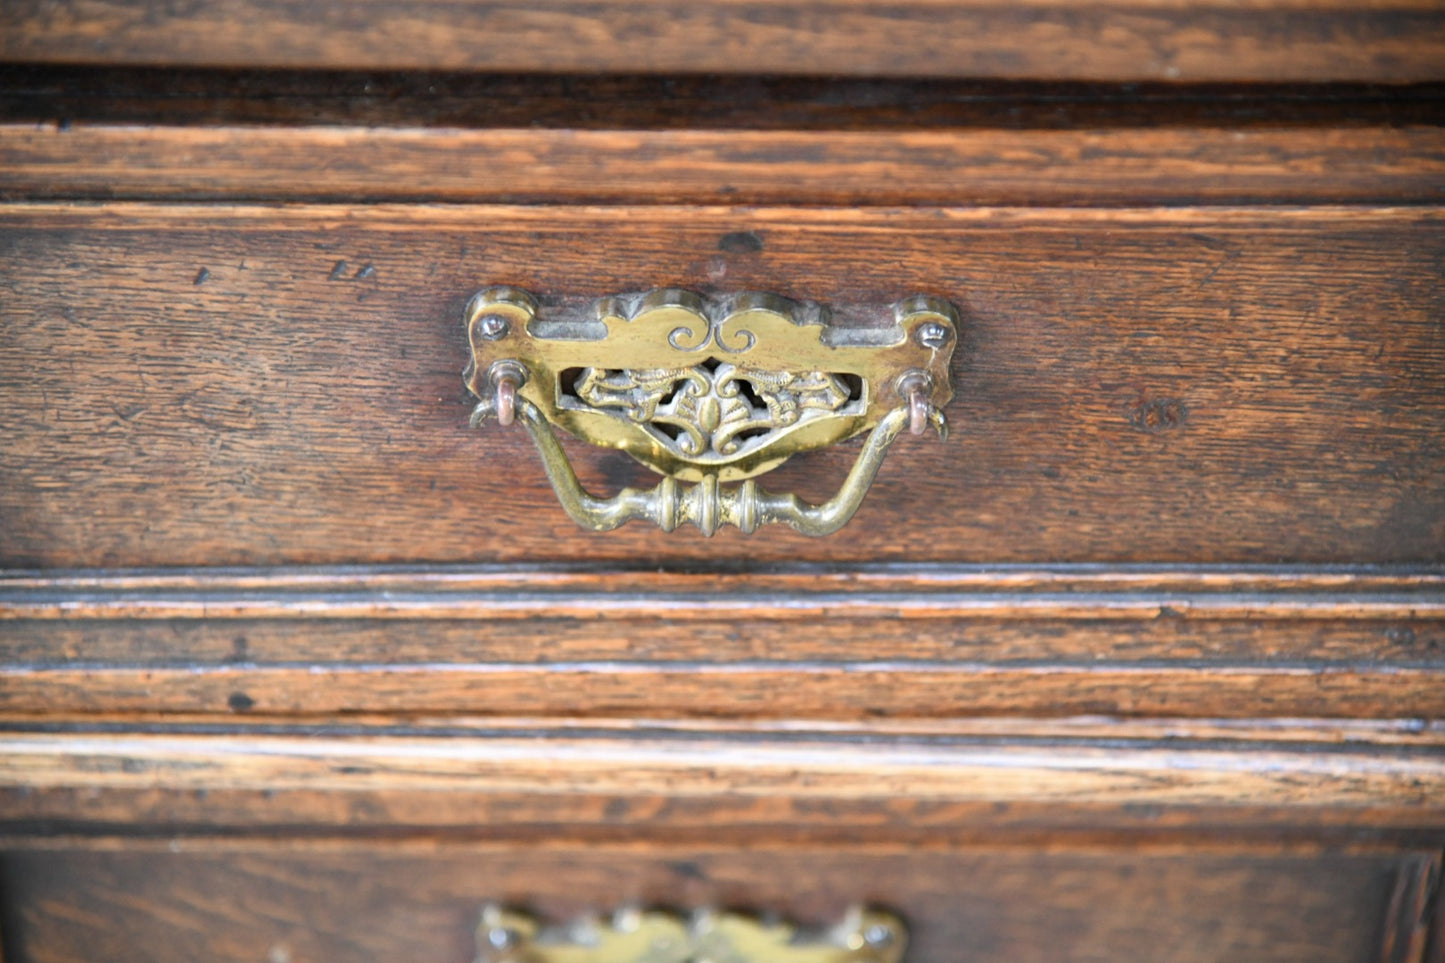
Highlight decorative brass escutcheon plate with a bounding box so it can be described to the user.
[474,904,906,963]
[465,287,957,535]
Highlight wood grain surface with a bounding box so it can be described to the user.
[0,844,1429,963]
[2,19,1443,963]
[3,565,1442,719]
[0,719,1442,838]
[1381,852,1442,963]
[5,123,1444,206]
[3,0,1444,83]
[6,661,1443,719]
[5,68,1444,132]
[1,203,1441,569]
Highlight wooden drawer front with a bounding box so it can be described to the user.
[0,844,1434,963]
[1,203,1442,568]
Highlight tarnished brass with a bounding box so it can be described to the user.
[465,287,957,535]
[474,905,906,963]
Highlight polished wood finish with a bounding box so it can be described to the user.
[1,204,1440,568]
[6,69,1445,131]
[6,124,1444,206]
[6,661,1444,720]
[2,566,1443,719]
[2,14,1443,958]
[0,844,1428,963]
[1,719,1443,837]
[4,0,1444,83]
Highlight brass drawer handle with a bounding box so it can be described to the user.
[475,904,906,963]
[465,287,957,536]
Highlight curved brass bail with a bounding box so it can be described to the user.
[472,396,946,536]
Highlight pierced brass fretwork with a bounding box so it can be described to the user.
[464,287,957,535]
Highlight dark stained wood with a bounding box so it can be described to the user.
[6,565,1444,620]
[5,572,1443,659]
[4,124,1444,206]
[2,9,1442,960]
[0,844,1423,962]
[7,564,1445,593]
[5,661,1444,719]
[1430,856,1445,963]
[3,712,1442,746]
[1380,852,1442,963]
[4,67,1444,131]
[1,204,1441,569]
[8,712,1445,844]
[0,722,1442,838]
[8,785,1445,845]
[3,0,1445,83]
[2,566,1442,719]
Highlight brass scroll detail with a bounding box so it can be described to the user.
[464,287,957,536]
[474,905,906,963]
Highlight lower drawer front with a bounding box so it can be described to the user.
[0,844,1427,963]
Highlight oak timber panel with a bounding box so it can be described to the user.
[5,565,1442,660]
[7,661,1445,719]
[0,722,1442,838]
[5,124,1445,206]
[3,567,1441,720]
[1,205,1442,568]
[0,844,1422,963]
[8,605,1443,663]
[7,565,1441,720]
[3,0,1444,83]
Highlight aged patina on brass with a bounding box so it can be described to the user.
[474,905,906,963]
[465,287,957,535]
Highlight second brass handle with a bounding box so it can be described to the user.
[475,904,905,963]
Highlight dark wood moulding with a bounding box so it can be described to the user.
[4,67,1444,131]
[2,564,1442,720]
[0,716,1443,840]
[3,0,1445,83]
[4,123,1443,206]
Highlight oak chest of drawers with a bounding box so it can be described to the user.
[1,3,1444,960]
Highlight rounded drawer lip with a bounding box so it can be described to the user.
[4,123,1444,206]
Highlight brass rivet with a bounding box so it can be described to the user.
[916,321,950,349]
[476,314,511,340]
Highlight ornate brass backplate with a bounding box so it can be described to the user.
[474,905,906,963]
[465,287,957,535]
